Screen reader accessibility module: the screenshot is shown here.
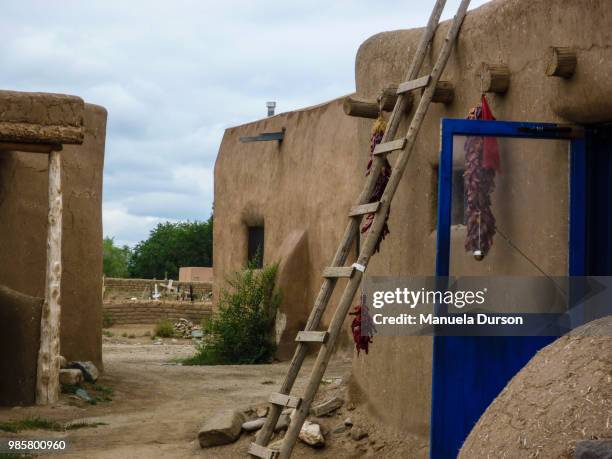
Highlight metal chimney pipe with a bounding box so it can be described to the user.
[266,101,276,117]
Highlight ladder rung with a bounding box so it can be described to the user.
[348,201,380,217]
[269,392,301,408]
[248,443,279,459]
[373,138,406,156]
[295,331,328,343]
[322,267,354,278]
[396,74,432,94]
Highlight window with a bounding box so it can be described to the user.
[247,226,264,268]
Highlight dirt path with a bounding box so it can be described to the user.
[0,329,357,458]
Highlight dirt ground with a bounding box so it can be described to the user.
[0,325,422,458]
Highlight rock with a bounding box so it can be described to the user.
[256,405,269,418]
[59,355,68,369]
[242,418,266,432]
[344,417,353,427]
[311,397,344,417]
[299,421,325,447]
[351,428,368,441]
[574,439,612,459]
[275,414,291,432]
[59,369,83,385]
[68,361,99,383]
[346,402,356,411]
[191,329,204,338]
[75,388,92,402]
[198,409,245,448]
[269,439,284,451]
[332,423,347,434]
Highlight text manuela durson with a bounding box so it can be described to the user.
[372,313,524,326]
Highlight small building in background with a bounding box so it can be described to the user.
[179,267,213,283]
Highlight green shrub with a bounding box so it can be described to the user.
[155,319,175,338]
[183,261,280,365]
[102,312,114,328]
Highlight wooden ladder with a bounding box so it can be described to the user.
[249,1,471,457]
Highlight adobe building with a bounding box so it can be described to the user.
[213,0,611,454]
[0,91,107,405]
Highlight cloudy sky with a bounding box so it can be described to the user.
[0,0,489,246]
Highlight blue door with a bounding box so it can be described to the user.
[431,119,587,458]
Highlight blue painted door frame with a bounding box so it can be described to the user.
[431,119,586,459]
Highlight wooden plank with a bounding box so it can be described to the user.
[348,201,380,217]
[239,131,284,143]
[373,138,406,156]
[269,392,301,409]
[276,2,472,458]
[295,331,328,343]
[249,443,279,459]
[0,142,62,154]
[396,75,431,95]
[311,397,344,416]
[322,267,354,278]
[252,1,450,454]
[36,150,63,405]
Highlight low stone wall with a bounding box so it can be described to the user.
[103,277,212,301]
[102,300,213,325]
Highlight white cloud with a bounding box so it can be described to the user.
[0,0,491,246]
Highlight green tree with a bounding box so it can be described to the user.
[128,216,213,279]
[103,237,132,278]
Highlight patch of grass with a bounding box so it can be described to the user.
[0,417,62,433]
[102,330,113,337]
[143,331,151,336]
[154,319,175,338]
[0,416,108,434]
[91,384,114,395]
[65,421,107,430]
[121,332,128,338]
[0,453,34,458]
[61,382,114,404]
[182,261,280,365]
[102,312,114,328]
[61,383,80,394]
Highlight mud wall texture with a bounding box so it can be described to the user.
[0,103,107,370]
[103,301,212,325]
[103,277,212,301]
[214,98,362,360]
[214,0,612,442]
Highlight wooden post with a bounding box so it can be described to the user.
[480,63,510,94]
[342,96,379,119]
[546,47,576,78]
[430,81,455,104]
[380,86,413,113]
[36,150,62,405]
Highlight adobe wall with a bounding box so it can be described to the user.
[103,277,213,301]
[351,0,612,441]
[214,99,362,359]
[213,0,612,442]
[0,103,107,370]
[102,300,212,325]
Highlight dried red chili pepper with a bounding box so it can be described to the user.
[362,117,391,253]
[464,95,500,259]
[349,302,376,355]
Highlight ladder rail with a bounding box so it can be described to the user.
[277,2,471,457]
[251,2,448,451]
